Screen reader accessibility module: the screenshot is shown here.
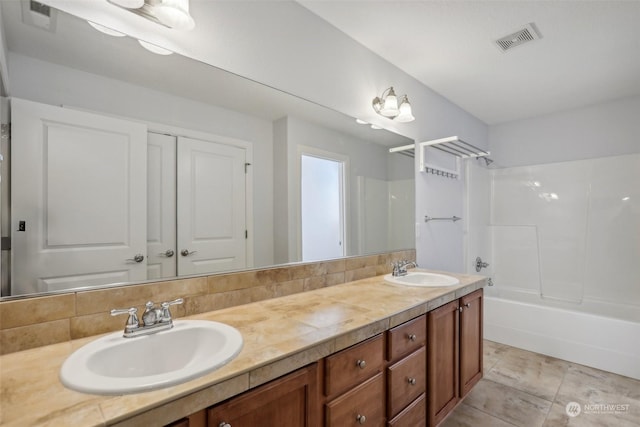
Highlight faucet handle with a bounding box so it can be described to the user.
[110,307,139,330]
[160,298,184,322]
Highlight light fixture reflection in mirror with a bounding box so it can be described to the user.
[138,39,174,55]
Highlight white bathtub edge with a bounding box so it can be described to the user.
[484,297,640,381]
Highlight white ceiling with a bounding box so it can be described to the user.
[299,1,640,125]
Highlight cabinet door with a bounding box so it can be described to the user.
[325,372,385,427]
[460,289,483,397]
[208,364,318,427]
[427,300,459,427]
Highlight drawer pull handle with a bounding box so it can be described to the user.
[408,333,417,342]
[356,414,367,424]
[219,423,231,427]
[356,359,367,369]
[408,377,417,385]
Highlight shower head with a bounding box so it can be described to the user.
[477,156,494,167]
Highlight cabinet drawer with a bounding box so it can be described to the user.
[387,346,426,418]
[325,372,385,427]
[387,315,426,362]
[387,394,426,427]
[324,334,384,397]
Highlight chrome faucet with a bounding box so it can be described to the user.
[111,298,184,338]
[391,260,418,277]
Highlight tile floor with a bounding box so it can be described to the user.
[441,340,640,427]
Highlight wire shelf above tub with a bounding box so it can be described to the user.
[389,143,415,158]
[420,136,489,159]
[418,136,489,179]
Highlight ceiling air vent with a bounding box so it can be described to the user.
[22,0,57,32]
[495,23,541,52]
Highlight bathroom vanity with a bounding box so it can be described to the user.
[0,271,485,426]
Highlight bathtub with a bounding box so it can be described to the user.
[484,288,640,380]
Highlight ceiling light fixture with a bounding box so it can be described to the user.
[106,0,195,31]
[372,87,415,123]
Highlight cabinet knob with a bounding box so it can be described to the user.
[458,306,463,313]
[465,302,471,308]
[356,359,366,369]
[408,333,417,342]
[408,377,417,386]
[356,414,367,424]
[218,422,231,427]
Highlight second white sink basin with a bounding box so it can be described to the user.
[60,320,243,395]
[384,272,460,287]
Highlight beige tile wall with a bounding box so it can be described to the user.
[0,250,415,354]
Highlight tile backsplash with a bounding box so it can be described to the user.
[0,250,415,354]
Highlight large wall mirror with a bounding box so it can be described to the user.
[0,1,415,298]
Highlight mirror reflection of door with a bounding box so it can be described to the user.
[11,99,148,294]
[177,136,248,276]
[11,99,250,294]
[148,134,249,278]
[300,153,346,262]
[147,133,177,280]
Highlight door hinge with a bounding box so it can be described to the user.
[245,230,248,239]
[244,162,251,174]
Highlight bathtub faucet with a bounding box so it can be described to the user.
[391,260,418,277]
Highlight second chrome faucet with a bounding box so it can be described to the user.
[111,298,184,338]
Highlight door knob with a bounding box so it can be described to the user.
[180,249,197,257]
[126,254,145,263]
[159,249,175,257]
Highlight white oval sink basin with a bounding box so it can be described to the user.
[384,272,460,287]
[60,320,243,395]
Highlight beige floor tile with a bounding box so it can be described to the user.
[441,403,517,427]
[484,345,570,401]
[543,402,640,427]
[555,363,640,425]
[464,379,553,427]
[483,339,508,372]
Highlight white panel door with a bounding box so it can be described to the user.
[177,136,246,275]
[11,98,147,294]
[147,133,177,280]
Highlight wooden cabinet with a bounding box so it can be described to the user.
[387,346,426,418]
[324,334,384,397]
[323,334,385,426]
[166,411,206,427]
[427,289,483,426]
[163,289,482,427]
[460,289,483,397]
[208,364,319,427]
[325,373,385,427]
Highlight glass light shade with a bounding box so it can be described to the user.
[379,87,399,117]
[154,0,195,31]
[138,39,174,55]
[109,0,144,9]
[87,21,126,37]
[395,96,415,123]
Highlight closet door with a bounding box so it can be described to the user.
[177,136,247,275]
[11,98,147,294]
[147,132,177,280]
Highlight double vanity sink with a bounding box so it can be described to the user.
[384,271,460,287]
[59,269,457,396]
[60,320,243,395]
